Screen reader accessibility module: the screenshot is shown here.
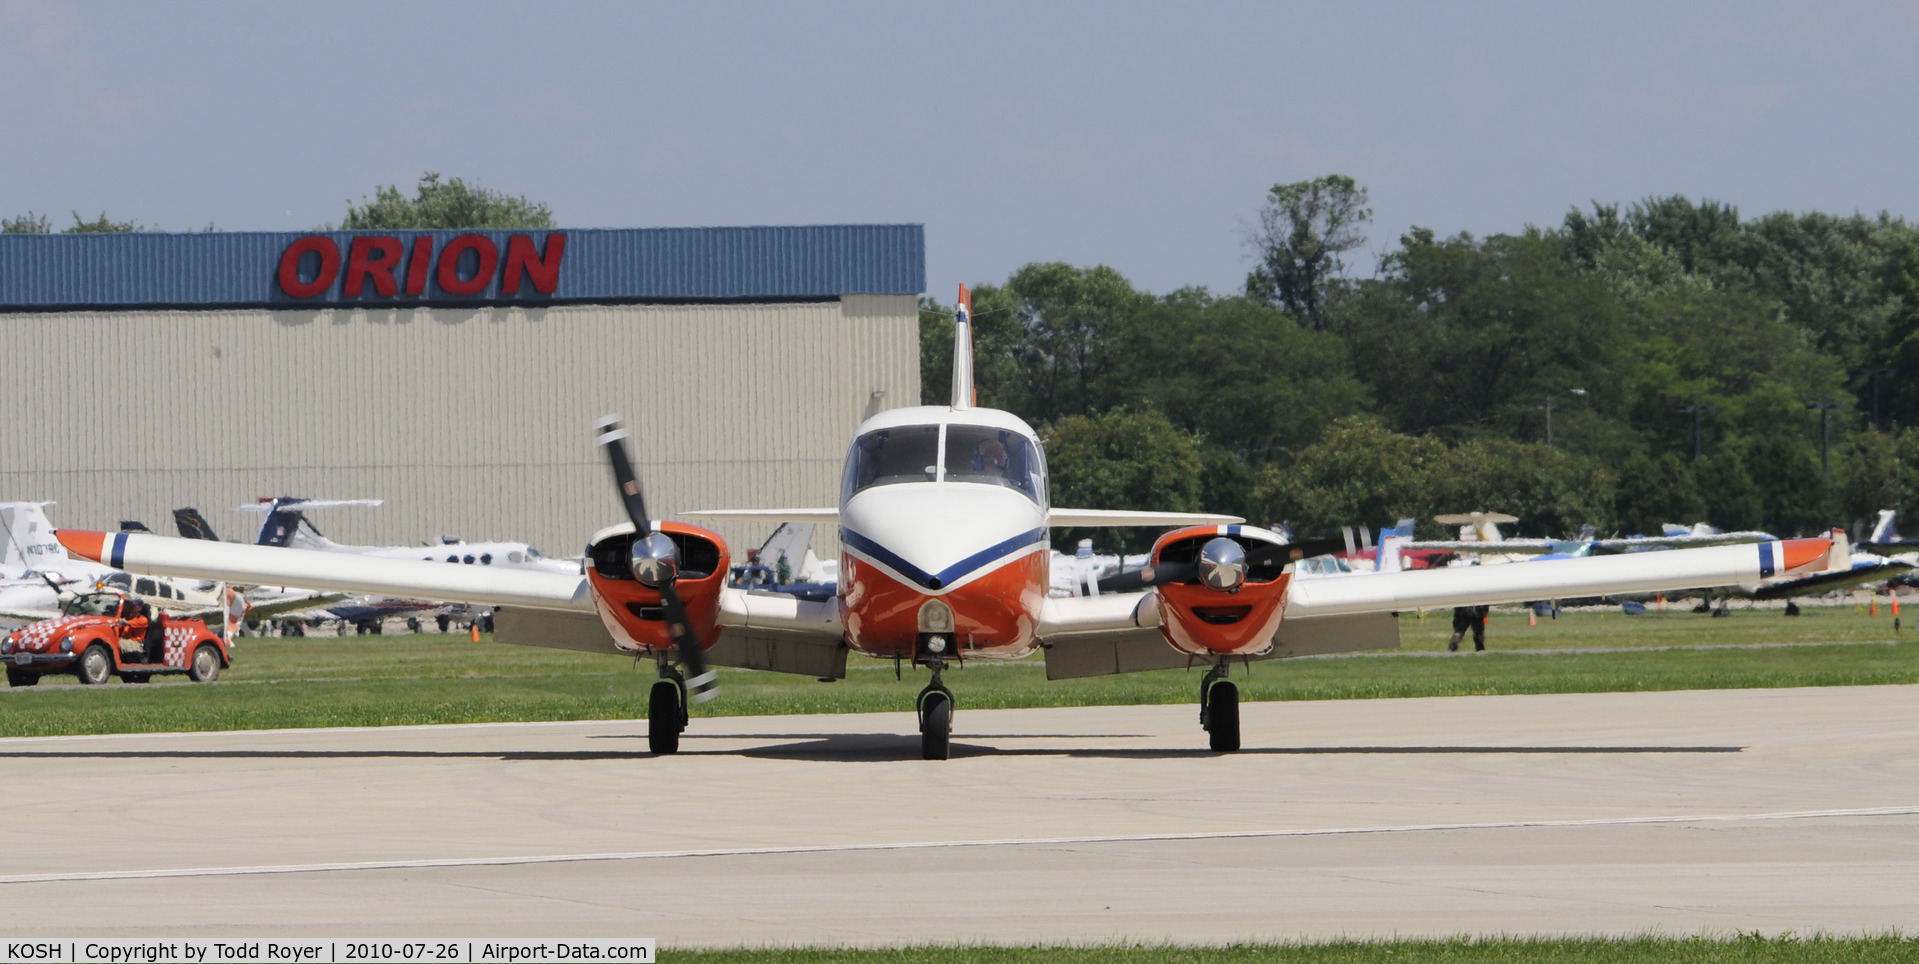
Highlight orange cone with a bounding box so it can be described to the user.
[1872,596,1879,617]
[1894,595,1901,617]
[470,622,480,642]
[1528,608,1537,627]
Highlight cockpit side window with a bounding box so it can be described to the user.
[943,426,1042,502]
[842,425,943,500]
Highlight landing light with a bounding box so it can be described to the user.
[918,598,955,634]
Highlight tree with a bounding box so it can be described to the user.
[2,212,51,234]
[339,172,554,230]
[1042,406,1206,550]
[1246,174,1371,329]
[65,211,139,233]
[999,263,1146,423]
[1248,416,1446,533]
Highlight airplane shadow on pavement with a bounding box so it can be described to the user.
[0,739,1745,764]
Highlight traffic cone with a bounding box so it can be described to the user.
[470,622,480,642]
[1894,595,1901,617]
[1872,596,1879,617]
[1528,607,1537,627]
[1657,592,1664,613]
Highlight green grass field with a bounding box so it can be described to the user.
[671,936,1915,963]
[2,604,1914,738]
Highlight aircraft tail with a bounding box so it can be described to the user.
[1872,509,1899,544]
[951,284,975,411]
[239,497,380,549]
[0,502,64,576]
[1826,527,1851,572]
[1375,518,1416,572]
[174,508,220,541]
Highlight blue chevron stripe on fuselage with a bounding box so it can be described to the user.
[841,526,1046,591]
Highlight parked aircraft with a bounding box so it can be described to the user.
[0,503,227,622]
[1411,515,1772,558]
[56,287,1836,758]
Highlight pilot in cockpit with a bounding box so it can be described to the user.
[973,437,1010,478]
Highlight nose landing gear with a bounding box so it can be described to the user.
[917,656,954,760]
[648,653,691,755]
[1200,660,1240,752]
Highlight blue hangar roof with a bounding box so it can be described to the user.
[0,224,925,311]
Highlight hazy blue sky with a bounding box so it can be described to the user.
[4,1,1916,295]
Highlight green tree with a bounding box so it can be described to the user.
[1340,229,1630,444]
[1838,427,1919,529]
[1430,438,1618,539]
[997,263,1147,423]
[2,212,52,234]
[1246,174,1371,329]
[65,211,139,233]
[1248,416,1446,533]
[1042,407,1206,550]
[339,172,554,230]
[1111,288,1368,464]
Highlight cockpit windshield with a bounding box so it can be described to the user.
[843,422,1046,504]
[943,426,1042,501]
[843,425,942,500]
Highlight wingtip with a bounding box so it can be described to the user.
[55,529,108,563]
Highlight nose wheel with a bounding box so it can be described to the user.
[917,657,954,760]
[648,657,691,755]
[1200,661,1240,752]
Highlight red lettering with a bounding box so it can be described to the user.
[405,236,433,295]
[342,236,404,297]
[502,233,566,294]
[436,234,498,295]
[276,236,340,298]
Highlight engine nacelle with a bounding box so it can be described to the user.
[584,521,729,654]
[1150,526,1291,657]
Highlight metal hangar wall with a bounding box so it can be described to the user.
[0,225,924,558]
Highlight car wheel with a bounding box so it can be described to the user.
[188,645,221,683]
[76,644,114,685]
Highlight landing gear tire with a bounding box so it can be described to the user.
[648,679,684,755]
[188,645,221,683]
[1204,680,1241,752]
[919,690,952,761]
[76,645,113,686]
[6,667,38,687]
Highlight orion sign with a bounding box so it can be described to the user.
[275,233,566,300]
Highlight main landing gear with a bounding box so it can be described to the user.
[917,656,954,760]
[647,654,690,755]
[1200,659,1240,753]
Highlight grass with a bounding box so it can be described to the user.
[668,935,1918,963]
[3,605,1916,738]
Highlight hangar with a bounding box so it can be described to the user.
[0,225,923,557]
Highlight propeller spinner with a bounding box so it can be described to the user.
[596,415,718,702]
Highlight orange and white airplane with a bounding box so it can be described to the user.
[55,287,1837,758]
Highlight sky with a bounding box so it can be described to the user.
[5,1,1919,296]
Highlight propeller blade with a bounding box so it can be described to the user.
[595,415,651,536]
[1101,560,1197,594]
[596,414,717,701]
[658,581,717,701]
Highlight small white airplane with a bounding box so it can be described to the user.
[56,288,1837,758]
[1411,514,1775,559]
[0,503,230,623]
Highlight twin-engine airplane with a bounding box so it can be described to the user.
[55,288,1838,759]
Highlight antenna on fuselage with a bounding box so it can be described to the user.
[952,284,975,411]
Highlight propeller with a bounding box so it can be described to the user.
[1101,532,1356,594]
[596,415,717,702]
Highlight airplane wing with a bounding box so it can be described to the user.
[1590,531,1773,552]
[1048,509,1244,527]
[1283,538,1827,617]
[56,531,595,613]
[679,508,840,524]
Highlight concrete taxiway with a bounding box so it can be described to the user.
[1,685,1916,946]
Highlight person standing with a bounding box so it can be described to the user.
[1449,604,1489,652]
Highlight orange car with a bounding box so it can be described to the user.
[3,591,231,687]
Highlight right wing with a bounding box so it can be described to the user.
[56,530,594,613]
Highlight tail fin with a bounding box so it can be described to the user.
[951,284,975,411]
[1375,519,1416,572]
[1872,509,1899,544]
[174,508,220,541]
[0,502,64,576]
[1827,527,1851,572]
[238,497,380,549]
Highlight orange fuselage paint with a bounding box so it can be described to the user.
[584,521,728,654]
[840,550,1047,659]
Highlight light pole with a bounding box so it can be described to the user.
[1855,367,1893,431]
[1678,402,1716,461]
[1808,401,1842,482]
[1546,388,1586,448]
